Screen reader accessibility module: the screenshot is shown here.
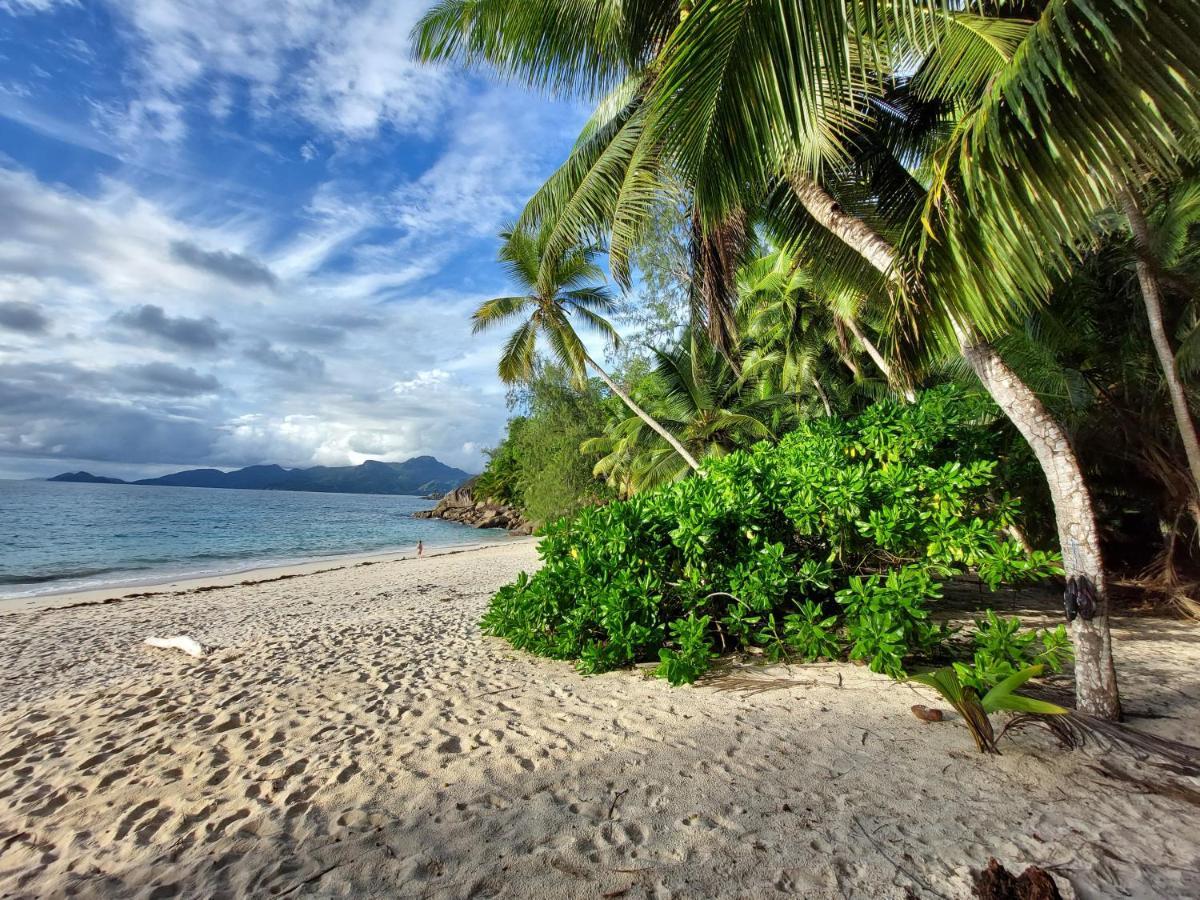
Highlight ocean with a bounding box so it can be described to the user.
[0,479,510,600]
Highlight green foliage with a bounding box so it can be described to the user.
[953,611,1072,692]
[655,614,715,685]
[482,387,1061,683]
[780,601,841,662]
[591,327,795,494]
[476,363,618,523]
[474,418,526,506]
[837,568,947,677]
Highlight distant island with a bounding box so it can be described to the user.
[49,471,127,485]
[47,457,472,496]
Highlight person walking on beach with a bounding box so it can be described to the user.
[417,540,424,557]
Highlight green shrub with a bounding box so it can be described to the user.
[953,611,1073,691]
[475,363,618,522]
[481,387,1061,685]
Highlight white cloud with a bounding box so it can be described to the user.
[389,90,572,240]
[0,165,520,473]
[393,368,451,394]
[0,0,76,13]
[0,167,266,311]
[0,1,588,476]
[294,1,448,139]
[95,0,450,145]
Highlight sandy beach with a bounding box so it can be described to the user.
[2,540,1199,899]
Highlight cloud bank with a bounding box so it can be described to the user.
[0,0,584,479]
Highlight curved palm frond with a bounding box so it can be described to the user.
[570,304,622,349]
[497,317,540,383]
[908,13,1032,103]
[472,295,534,334]
[411,0,677,98]
[920,0,1200,337]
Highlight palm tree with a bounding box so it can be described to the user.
[1119,180,1200,498]
[587,330,790,491]
[985,239,1200,604]
[739,248,910,404]
[473,224,701,470]
[415,0,1200,717]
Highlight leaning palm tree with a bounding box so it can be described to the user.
[588,330,790,490]
[1119,179,1200,498]
[473,224,701,470]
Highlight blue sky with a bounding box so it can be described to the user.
[0,0,586,479]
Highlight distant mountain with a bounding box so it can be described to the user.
[46,471,127,485]
[46,456,472,496]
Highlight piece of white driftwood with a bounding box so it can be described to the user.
[144,635,208,658]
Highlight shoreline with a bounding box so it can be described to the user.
[1,536,536,613]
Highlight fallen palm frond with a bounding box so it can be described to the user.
[693,656,850,696]
[1000,687,1200,808]
[698,673,819,696]
[1020,683,1200,775]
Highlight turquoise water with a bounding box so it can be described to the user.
[0,480,509,599]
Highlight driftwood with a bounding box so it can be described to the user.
[973,858,1062,899]
[144,635,208,658]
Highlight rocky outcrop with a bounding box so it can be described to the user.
[412,478,533,535]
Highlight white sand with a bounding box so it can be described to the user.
[2,541,1198,898]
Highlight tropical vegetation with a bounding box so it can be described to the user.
[414,0,1200,722]
[483,388,1064,691]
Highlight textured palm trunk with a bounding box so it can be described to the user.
[789,176,897,274]
[833,317,863,380]
[584,353,702,471]
[811,376,833,416]
[958,332,1121,720]
[841,315,917,402]
[1119,187,1200,498]
[791,173,1121,719]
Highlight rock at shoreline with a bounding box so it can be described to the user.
[413,478,533,536]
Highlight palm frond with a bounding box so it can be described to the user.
[497,317,540,383]
[472,295,534,334]
[920,0,1200,337]
[570,304,622,349]
[909,13,1032,103]
[411,0,676,98]
[543,313,592,385]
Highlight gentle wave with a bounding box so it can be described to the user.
[0,565,134,586]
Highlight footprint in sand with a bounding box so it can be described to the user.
[113,800,158,840]
[436,735,462,755]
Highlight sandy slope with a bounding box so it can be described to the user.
[1,541,1198,899]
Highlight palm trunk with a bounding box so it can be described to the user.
[789,176,897,275]
[791,173,1121,719]
[833,318,863,380]
[811,376,833,416]
[584,352,702,471]
[959,331,1120,720]
[841,315,917,402]
[806,374,835,417]
[1119,186,1200,499]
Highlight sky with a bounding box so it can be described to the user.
[0,0,586,480]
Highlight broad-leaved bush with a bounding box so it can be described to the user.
[482,388,1061,684]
